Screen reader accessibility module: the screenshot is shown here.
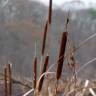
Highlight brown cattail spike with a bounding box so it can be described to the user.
[41,56,49,74]
[48,0,52,24]
[4,67,8,96]
[56,32,68,80]
[7,64,12,96]
[38,55,49,92]
[33,57,37,89]
[42,21,48,55]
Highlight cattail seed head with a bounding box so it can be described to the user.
[7,63,12,96]
[33,57,37,89]
[4,67,7,96]
[56,32,68,80]
[48,0,52,24]
[38,55,49,92]
[42,21,48,55]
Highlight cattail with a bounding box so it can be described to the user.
[42,21,48,55]
[4,67,8,96]
[48,0,52,24]
[41,0,52,55]
[7,63,12,96]
[38,55,49,92]
[41,56,49,74]
[33,57,37,89]
[56,32,68,80]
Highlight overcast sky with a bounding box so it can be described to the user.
[34,0,96,6]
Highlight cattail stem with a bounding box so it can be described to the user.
[38,56,49,92]
[56,32,68,80]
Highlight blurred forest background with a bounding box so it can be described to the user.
[0,0,96,80]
